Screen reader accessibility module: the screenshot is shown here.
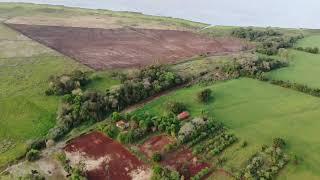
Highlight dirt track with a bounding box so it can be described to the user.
[7,23,247,70]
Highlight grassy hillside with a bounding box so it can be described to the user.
[0,2,207,31]
[134,78,320,180]
[0,22,119,167]
[267,49,320,89]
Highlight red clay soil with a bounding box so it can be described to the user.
[162,148,210,179]
[6,23,247,70]
[139,134,174,158]
[64,131,149,180]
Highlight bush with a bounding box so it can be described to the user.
[26,149,40,161]
[152,153,162,162]
[151,165,180,180]
[166,101,186,114]
[295,46,319,54]
[27,138,46,151]
[197,88,212,102]
[273,138,286,148]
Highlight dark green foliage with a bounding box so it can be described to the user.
[101,124,119,139]
[47,65,184,141]
[222,56,288,78]
[178,118,223,143]
[26,149,40,161]
[111,112,123,122]
[232,27,303,55]
[295,46,319,54]
[152,153,162,162]
[46,70,89,96]
[191,167,211,180]
[27,138,46,151]
[237,140,289,180]
[70,164,87,180]
[197,88,212,103]
[273,138,286,148]
[154,113,181,136]
[151,165,181,180]
[269,79,320,97]
[166,101,187,114]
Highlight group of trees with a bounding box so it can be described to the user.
[151,165,181,180]
[197,88,212,103]
[177,117,221,143]
[236,138,289,180]
[232,27,303,55]
[295,46,319,54]
[46,65,184,141]
[222,56,288,79]
[45,70,89,96]
[268,79,320,97]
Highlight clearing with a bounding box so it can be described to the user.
[64,131,151,180]
[135,78,320,179]
[139,134,174,158]
[7,23,247,70]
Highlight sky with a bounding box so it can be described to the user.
[1,0,319,29]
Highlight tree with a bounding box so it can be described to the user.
[26,149,40,161]
[166,101,186,114]
[197,88,212,103]
[152,153,162,162]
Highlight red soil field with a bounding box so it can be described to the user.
[139,134,174,158]
[162,148,210,179]
[64,132,150,180]
[6,23,247,70]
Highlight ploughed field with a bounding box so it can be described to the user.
[64,132,151,180]
[6,23,246,70]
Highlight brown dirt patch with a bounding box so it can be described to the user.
[6,23,247,70]
[64,131,151,180]
[162,148,210,179]
[139,134,174,158]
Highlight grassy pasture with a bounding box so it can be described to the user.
[0,22,119,167]
[267,50,320,89]
[134,78,320,179]
[295,35,320,48]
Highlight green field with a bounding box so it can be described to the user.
[296,35,320,48]
[267,48,320,89]
[0,22,119,167]
[135,78,320,179]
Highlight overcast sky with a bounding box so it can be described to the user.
[1,0,319,29]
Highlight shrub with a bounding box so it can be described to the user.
[197,88,212,102]
[166,101,186,114]
[151,165,180,180]
[26,149,40,161]
[27,138,46,151]
[273,138,286,148]
[152,153,162,162]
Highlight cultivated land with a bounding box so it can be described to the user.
[2,2,320,180]
[64,132,151,180]
[7,23,246,70]
[134,78,320,179]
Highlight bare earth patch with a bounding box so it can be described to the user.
[7,23,248,70]
[162,147,210,179]
[64,131,151,180]
[139,134,174,158]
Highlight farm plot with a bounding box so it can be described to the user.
[139,134,174,158]
[64,132,151,180]
[162,148,210,179]
[7,23,247,70]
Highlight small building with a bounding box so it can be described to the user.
[177,111,190,120]
[116,120,129,130]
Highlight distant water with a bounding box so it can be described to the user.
[1,0,320,29]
